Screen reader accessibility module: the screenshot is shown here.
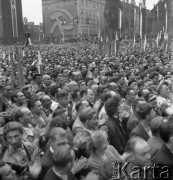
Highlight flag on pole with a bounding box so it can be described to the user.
[115,32,118,56]
[22,50,25,57]
[98,36,103,56]
[97,11,100,22]
[10,52,16,91]
[16,49,25,88]
[106,36,109,44]
[144,35,147,50]
[165,2,168,32]
[156,5,159,20]
[2,52,5,60]
[10,0,18,38]
[8,53,11,63]
[38,50,43,74]
[139,3,143,39]
[134,7,136,33]
[156,33,159,48]
[98,25,101,39]
[133,34,136,47]
[119,8,122,37]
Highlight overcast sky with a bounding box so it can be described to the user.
[21,0,160,25]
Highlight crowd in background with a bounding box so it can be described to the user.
[0,39,172,180]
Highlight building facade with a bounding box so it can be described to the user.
[42,0,105,43]
[147,0,173,36]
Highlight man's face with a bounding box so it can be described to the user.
[42,96,52,109]
[0,164,17,180]
[62,82,69,92]
[87,80,95,87]
[93,68,99,75]
[16,92,26,104]
[22,109,33,126]
[63,69,69,78]
[4,86,12,98]
[51,133,68,152]
[6,130,22,149]
[73,72,82,81]
[0,76,6,87]
[59,96,69,108]
[43,76,51,86]
[109,83,118,92]
[128,90,136,103]
[133,142,151,167]
[79,81,86,90]
[70,82,78,92]
[33,100,43,114]
[100,76,108,85]
[22,85,31,99]
[88,113,97,129]
[85,89,94,103]
[160,85,171,98]
[36,76,42,84]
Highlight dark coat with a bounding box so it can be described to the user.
[152,144,173,180]
[104,116,128,155]
[44,167,76,180]
[130,122,150,141]
[40,149,53,180]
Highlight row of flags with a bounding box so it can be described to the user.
[1,49,43,90]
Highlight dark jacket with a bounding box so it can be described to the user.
[44,167,76,180]
[152,144,173,180]
[104,116,128,155]
[40,149,53,180]
[130,122,150,141]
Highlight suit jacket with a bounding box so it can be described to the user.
[31,111,48,129]
[130,122,150,141]
[104,116,128,155]
[40,149,53,180]
[147,136,163,159]
[38,85,50,94]
[152,144,173,180]
[127,111,140,134]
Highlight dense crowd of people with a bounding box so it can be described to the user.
[0,38,173,180]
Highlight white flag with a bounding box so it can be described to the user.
[144,35,147,50]
[2,52,5,59]
[115,32,118,56]
[38,50,42,74]
[140,3,143,39]
[165,2,168,32]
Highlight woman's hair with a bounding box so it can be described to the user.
[91,130,108,152]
